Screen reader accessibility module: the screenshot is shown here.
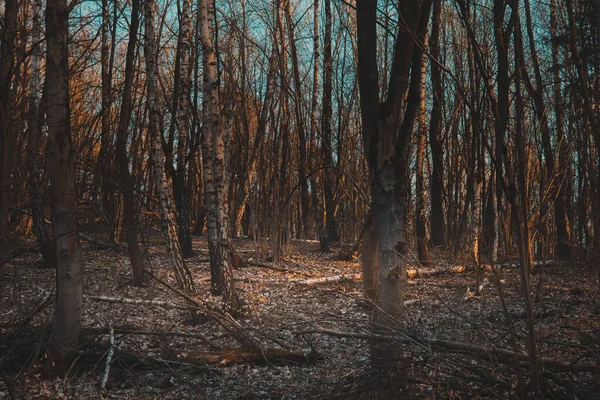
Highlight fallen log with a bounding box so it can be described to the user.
[176,348,320,366]
[295,273,362,285]
[83,296,187,309]
[85,295,188,310]
[296,326,600,374]
[406,260,557,279]
[79,341,212,373]
[100,322,115,391]
[246,261,290,273]
[80,326,221,350]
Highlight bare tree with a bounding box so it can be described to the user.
[115,0,147,287]
[357,0,431,360]
[415,23,430,266]
[200,0,240,307]
[172,0,195,258]
[0,0,17,264]
[321,0,340,250]
[46,0,83,374]
[145,0,196,293]
[428,0,446,248]
[26,0,50,265]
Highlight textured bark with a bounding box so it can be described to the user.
[284,0,310,239]
[483,174,499,262]
[415,29,430,266]
[0,0,17,262]
[174,0,194,258]
[200,0,240,307]
[99,0,117,244]
[466,13,482,286]
[46,0,83,374]
[428,0,445,248]
[144,0,195,294]
[272,0,292,262]
[26,0,48,260]
[115,0,146,287]
[321,0,339,248]
[357,0,429,361]
[471,138,482,291]
[309,0,320,241]
[361,220,379,302]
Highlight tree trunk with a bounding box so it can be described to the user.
[565,0,600,253]
[174,0,194,258]
[284,0,311,239]
[361,218,379,301]
[144,0,196,293]
[200,0,240,307]
[309,0,320,241]
[99,0,118,244]
[428,0,446,248]
[26,0,49,264]
[523,0,571,260]
[321,0,339,249]
[357,0,429,361]
[115,0,146,287]
[415,28,430,266]
[46,0,83,374]
[232,52,276,239]
[272,0,293,262]
[0,0,17,264]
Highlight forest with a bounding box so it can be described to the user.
[1,0,600,398]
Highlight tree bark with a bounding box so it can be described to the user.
[321,0,339,249]
[173,0,194,258]
[428,0,446,248]
[0,0,17,264]
[565,0,600,254]
[144,0,196,293]
[46,0,83,374]
[361,218,379,302]
[200,0,240,307]
[357,0,429,361]
[284,0,311,239]
[26,0,49,265]
[522,0,571,260]
[415,28,430,266]
[99,0,118,244]
[115,0,146,287]
[309,0,321,241]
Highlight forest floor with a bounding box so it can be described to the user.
[2,236,600,399]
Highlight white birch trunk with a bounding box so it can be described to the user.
[199,0,240,307]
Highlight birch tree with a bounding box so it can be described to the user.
[200,0,240,307]
[173,0,195,258]
[145,0,196,293]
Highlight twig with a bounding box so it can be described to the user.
[100,322,114,391]
[141,268,263,350]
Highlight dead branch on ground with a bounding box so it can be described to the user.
[297,326,600,374]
